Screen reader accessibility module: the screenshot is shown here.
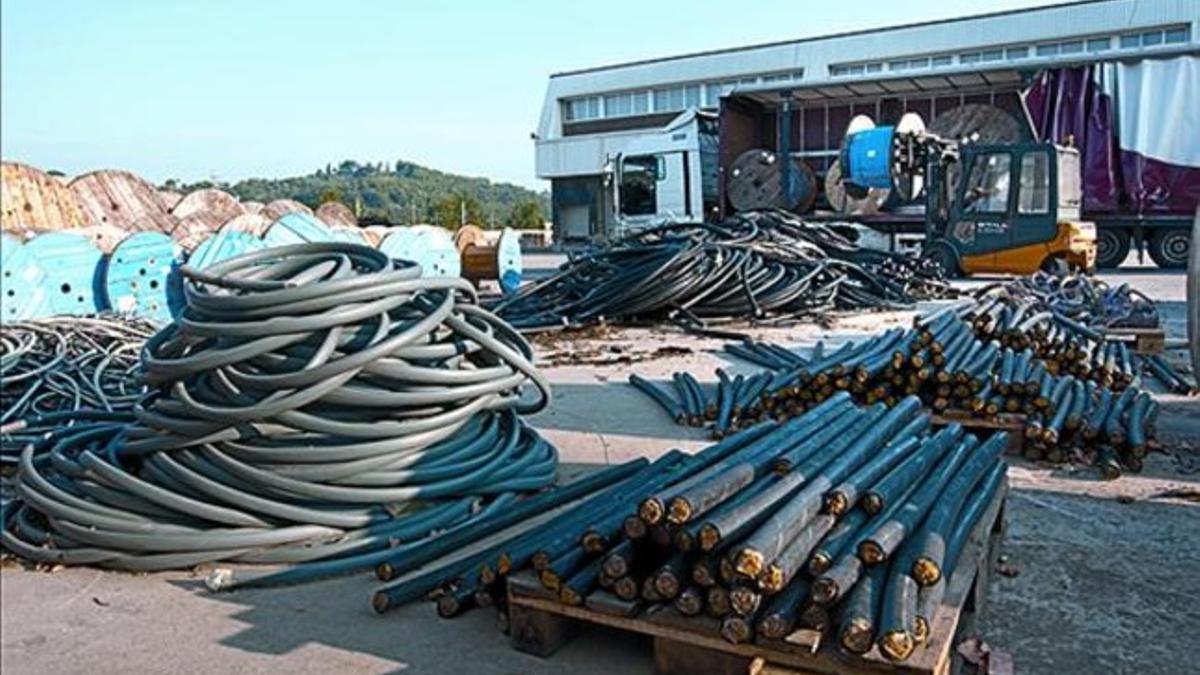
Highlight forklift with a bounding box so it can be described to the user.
[840,113,1097,276]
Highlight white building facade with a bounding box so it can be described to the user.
[534,0,1199,242]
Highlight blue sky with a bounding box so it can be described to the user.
[1,0,1048,189]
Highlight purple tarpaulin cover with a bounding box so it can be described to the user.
[1022,56,1199,216]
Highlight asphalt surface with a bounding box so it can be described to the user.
[2,258,1196,675]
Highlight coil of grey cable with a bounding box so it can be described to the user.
[1,242,556,574]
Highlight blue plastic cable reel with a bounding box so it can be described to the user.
[1,234,51,322]
[24,231,106,315]
[103,231,185,323]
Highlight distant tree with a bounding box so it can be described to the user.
[505,200,545,229]
[318,187,343,204]
[433,192,485,229]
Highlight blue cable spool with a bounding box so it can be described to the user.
[378,227,419,266]
[409,225,460,277]
[23,231,105,316]
[1,234,51,322]
[103,231,184,323]
[261,212,334,248]
[843,126,897,190]
[187,230,266,271]
[329,227,369,245]
[496,228,523,294]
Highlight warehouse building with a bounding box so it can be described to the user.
[534,0,1199,243]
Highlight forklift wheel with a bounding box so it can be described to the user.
[1041,256,1070,277]
[923,242,960,278]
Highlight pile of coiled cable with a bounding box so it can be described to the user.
[1,316,154,464]
[1,242,557,575]
[491,210,954,330]
[975,271,1159,328]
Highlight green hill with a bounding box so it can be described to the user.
[169,159,548,229]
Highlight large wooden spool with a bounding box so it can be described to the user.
[157,190,185,210]
[172,188,243,223]
[262,199,313,221]
[455,225,522,293]
[1,161,89,234]
[824,159,889,215]
[219,212,272,237]
[315,201,357,228]
[69,170,175,231]
[727,149,817,213]
[174,212,226,251]
[929,104,1030,198]
[75,223,131,254]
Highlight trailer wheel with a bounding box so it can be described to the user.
[1148,228,1190,269]
[1095,228,1130,269]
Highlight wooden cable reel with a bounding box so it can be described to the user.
[455,225,523,294]
[75,224,131,254]
[262,199,313,221]
[172,188,244,223]
[315,201,357,229]
[928,104,1029,197]
[1,161,89,235]
[68,170,175,231]
[727,149,817,214]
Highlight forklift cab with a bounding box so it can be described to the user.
[930,143,1095,275]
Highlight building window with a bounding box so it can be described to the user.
[1165,26,1190,44]
[1086,37,1110,52]
[981,49,1003,62]
[564,96,600,122]
[684,84,701,107]
[865,62,882,73]
[1060,40,1084,54]
[908,58,930,70]
[932,55,953,67]
[604,93,631,117]
[739,77,758,86]
[1142,30,1163,46]
[889,60,908,71]
[1006,46,1028,59]
[632,91,648,115]
[1036,44,1059,57]
[960,52,981,64]
[653,86,685,112]
[1120,34,1140,49]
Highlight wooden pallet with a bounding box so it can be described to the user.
[507,478,1009,675]
[1102,326,1164,355]
[930,410,1026,455]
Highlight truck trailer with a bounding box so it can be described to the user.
[598,54,1198,268]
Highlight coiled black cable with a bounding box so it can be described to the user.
[1,242,556,573]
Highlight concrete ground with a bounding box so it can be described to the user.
[2,261,1197,675]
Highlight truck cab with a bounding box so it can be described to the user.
[604,111,719,237]
[928,143,1096,275]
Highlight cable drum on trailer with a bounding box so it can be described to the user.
[1,242,556,571]
[727,149,817,214]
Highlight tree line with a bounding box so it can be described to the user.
[167,159,548,229]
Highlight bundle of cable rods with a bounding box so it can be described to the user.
[490,210,953,330]
[1,242,557,575]
[1,316,154,464]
